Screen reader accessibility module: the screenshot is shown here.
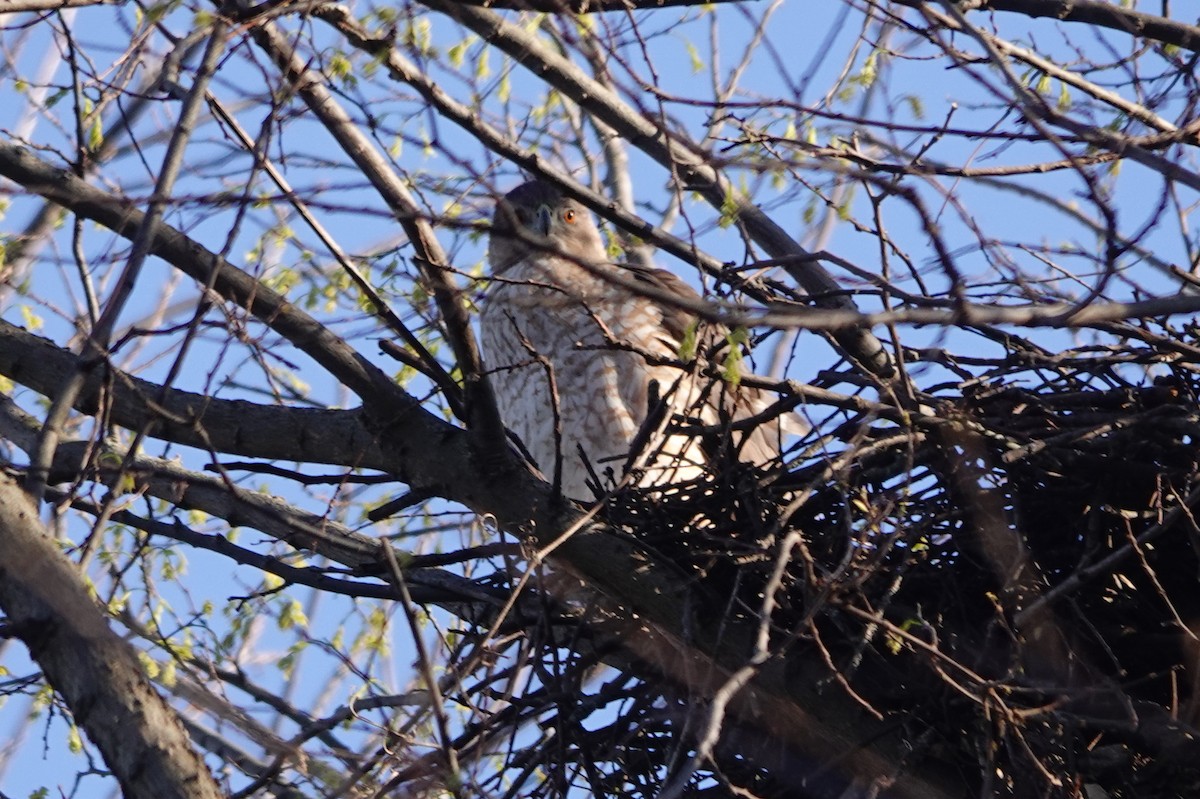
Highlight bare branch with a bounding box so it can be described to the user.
[0,474,223,799]
[0,0,118,10]
[416,0,896,378]
[0,140,397,401]
[894,0,1200,53]
[0,319,389,470]
[242,13,506,443]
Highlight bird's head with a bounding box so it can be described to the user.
[487,180,606,274]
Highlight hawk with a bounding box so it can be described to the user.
[480,180,798,500]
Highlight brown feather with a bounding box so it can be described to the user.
[480,180,802,498]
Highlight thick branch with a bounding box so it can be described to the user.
[893,0,1200,53]
[417,0,895,378]
[0,139,395,402]
[0,135,954,798]
[0,0,118,9]
[922,3,1200,191]
[240,10,507,445]
[410,0,745,10]
[0,138,484,500]
[0,474,223,799]
[0,319,389,469]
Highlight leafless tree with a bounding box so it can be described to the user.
[2,1,1200,798]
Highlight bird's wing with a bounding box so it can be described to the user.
[619,264,806,467]
[624,265,702,349]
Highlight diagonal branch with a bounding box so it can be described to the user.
[0,140,395,402]
[922,3,1200,191]
[316,7,789,310]
[0,319,389,470]
[239,8,508,447]
[0,132,955,799]
[894,0,1200,53]
[0,474,224,799]
[0,0,118,10]
[416,0,896,378]
[199,86,465,416]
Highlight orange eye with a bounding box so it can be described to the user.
[563,209,577,224]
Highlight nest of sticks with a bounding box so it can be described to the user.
[591,343,1200,797]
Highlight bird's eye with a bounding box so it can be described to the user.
[562,209,577,224]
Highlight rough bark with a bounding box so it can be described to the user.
[0,473,224,799]
[0,137,962,798]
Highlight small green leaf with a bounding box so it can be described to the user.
[678,320,699,362]
[855,50,878,88]
[89,114,104,151]
[106,592,130,615]
[718,189,739,228]
[802,199,817,225]
[137,651,160,679]
[67,725,83,754]
[278,599,308,630]
[19,304,43,331]
[328,52,353,81]
[721,328,747,387]
[685,41,703,74]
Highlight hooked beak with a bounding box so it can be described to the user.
[534,204,553,236]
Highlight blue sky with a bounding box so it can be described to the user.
[1,1,1197,796]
